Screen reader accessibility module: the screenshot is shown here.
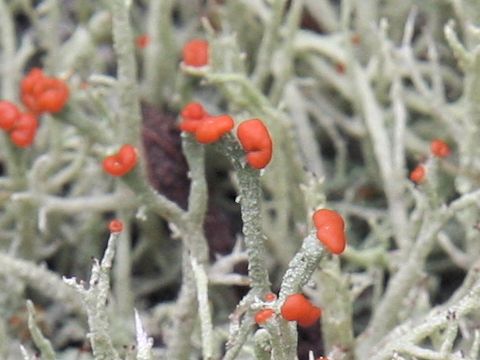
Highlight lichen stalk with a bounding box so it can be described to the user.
[191,256,214,360]
[0,252,82,312]
[0,0,16,101]
[143,0,176,106]
[26,300,56,360]
[165,249,198,360]
[315,263,355,360]
[252,0,289,90]
[113,213,133,317]
[279,235,324,298]
[110,0,142,145]
[219,136,271,294]
[64,232,121,360]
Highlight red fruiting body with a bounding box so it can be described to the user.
[183,39,209,67]
[136,34,150,49]
[108,219,124,233]
[21,68,43,95]
[21,68,69,115]
[281,294,312,321]
[0,99,39,147]
[178,103,234,144]
[297,305,322,327]
[103,144,138,177]
[195,115,234,144]
[237,119,273,169]
[36,79,69,112]
[312,209,346,255]
[410,165,425,184]
[281,294,322,327]
[10,113,38,148]
[179,102,208,133]
[254,308,275,325]
[264,292,277,302]
[430,139,451,158]
[0,101,20,131]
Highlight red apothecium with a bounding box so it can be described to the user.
[237,119,273,169]
[103,144,138,177]
[21,68,69,115]
[313,209,346,255]
[182,39,209,67]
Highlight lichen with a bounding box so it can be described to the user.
[0,1,479,359]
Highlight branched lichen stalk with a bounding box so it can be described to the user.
[0,0,16,101]
[223,291,256,360]
[220,136,270,294]
[134,310,154,360]
[0,318,8,359]
[315,264,354,359]
[252,0,288,89]
[279,235,324,298]
[370,275,480,360]
[183,135,208,232]
[113,213,133,317]
[110,0,142,144]
[41,0,61,73]
[470,330,480,360]
[191,256,214,360]
[352,63,410,252]
[357,189,480,356]
[254,329,272,360]
[456,37,480,193]
[19,345,35,360]
[130,125,210,360]
[196,69,307,258]
[0,12,25,186]
[61,106,113,145]
[269,0,304,105]
[163,136,210,359]
[26,300,56,360]
[165,250,198,360]
[0,252,82,312]
[123,170,185,226]
[144,0,176,105]
[304,0,338,32]
[356,211,445,356]
[41,192,137,214]
[64,233,121,360]
[237,168,270,293]
[14,201,38,258]
[266,319,296,360]
[284,83,324,177]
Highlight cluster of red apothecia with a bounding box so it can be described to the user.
[133,35,344,359]
[178,40,348,255]
[409,139,451,184]
[102,144,138,177]
[103,38,211,232]
[253,209,346,329]
[124,37,342,359]
[254,292,322,327]
[179,102,274,169]
[178,39,346,340]
[177,40,275,169]
[0,68,69,148]
[103,39,214,177]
